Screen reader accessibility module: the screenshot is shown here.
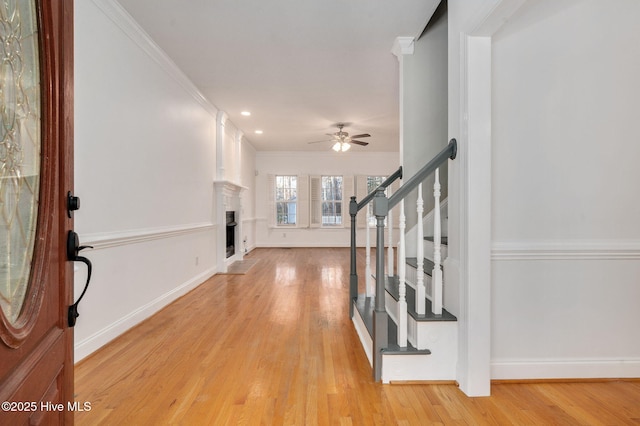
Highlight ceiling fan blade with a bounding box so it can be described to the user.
[307,139,333,144]
[351,140,369,146]
[350,133,370,139]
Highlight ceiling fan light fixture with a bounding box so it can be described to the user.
[332,142,351,152]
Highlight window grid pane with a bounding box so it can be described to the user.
[276,175,297,225]
[366,176,387,227]
[321,176,342,226]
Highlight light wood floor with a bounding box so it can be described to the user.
[75,248,640,425]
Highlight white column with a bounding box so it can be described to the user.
[416,183,425,315]
[397,199,407,346]
[216,111,227,181]
[432,169,443,315]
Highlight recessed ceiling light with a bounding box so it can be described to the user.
[241,111,251,116]
[254,130,263,134]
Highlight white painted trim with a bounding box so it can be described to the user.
[81,223,216,250]
[452,0,529,397]
[391,36,415,57]
[256,243,351,248]
[242,217,258,223]
[491,358,640,380]
[454,34,493,397]
[492,240,640,261]
[74,266,217,362]
[466,0,527,36]
[89,0,217,117]
[213,180,248,192]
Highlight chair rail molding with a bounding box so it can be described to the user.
[81,222,216,250]
[492,240,640,261]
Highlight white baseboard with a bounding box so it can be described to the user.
[256,243,351,248]
[491,358,640,380]
[74,266,217,363]
[383,353,451,383]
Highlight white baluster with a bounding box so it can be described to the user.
[397,199,407,346]
[432,169,443,315]
[365,202,373,298]
[416,183,425,315]
[387,186,394,278]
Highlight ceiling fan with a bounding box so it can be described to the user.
[307,123,371,152]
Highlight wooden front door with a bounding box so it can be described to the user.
[0,0,74,424]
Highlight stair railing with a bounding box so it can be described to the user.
[370,139,457,381]
[349,166,403,316]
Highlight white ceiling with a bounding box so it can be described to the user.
[116,0,439,152]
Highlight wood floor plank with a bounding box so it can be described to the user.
[74,248,640,425]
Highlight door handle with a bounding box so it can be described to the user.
[67,230,93,327]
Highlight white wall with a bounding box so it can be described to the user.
[255,152,399,247]
[74,0,218,361]
[403,7,449,180]
[400,7,449,257]
[490,0,640,378]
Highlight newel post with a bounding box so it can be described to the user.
[373,188,389,381]
[349,196,358,317]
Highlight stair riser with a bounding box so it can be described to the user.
[382,348,457,383]
[382,303,458,383]
[405,266,434,302]
[386,294,457,350]
[423,240,448,261]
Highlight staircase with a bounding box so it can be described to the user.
[349,139,458,382]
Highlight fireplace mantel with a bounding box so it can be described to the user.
[214,180,247,272]
[214,180,247,210]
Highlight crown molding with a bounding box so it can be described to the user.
[392,36,415,58]
[90,0,217,117]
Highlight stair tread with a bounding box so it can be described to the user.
[406,257,435,275]
[424,236,448,245]
[354,295,431,355]
[385,277,457,322]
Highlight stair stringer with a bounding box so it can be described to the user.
[352,301,373,367]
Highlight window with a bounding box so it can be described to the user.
[367,176,385,194]
[321,176,342,226]
[276,175,297,225]
[367,176,387,227]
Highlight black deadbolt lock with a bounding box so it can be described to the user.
[67,191,80,218]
